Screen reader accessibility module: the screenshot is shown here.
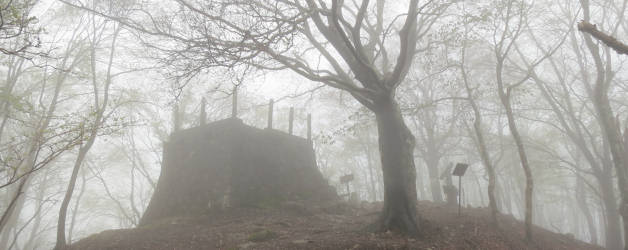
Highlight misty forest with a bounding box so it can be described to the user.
[1,0,628,249]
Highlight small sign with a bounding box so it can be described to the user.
[452,163,469,176]
[340,174,354,184]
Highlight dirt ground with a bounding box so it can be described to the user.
[71,201,601,250]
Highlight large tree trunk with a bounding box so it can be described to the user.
[598,168,622,250]
[425,154,443,202]
[370,97,420,235]
[591,88,628,250]
[598,85,628,249]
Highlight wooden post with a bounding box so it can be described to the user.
[458,175,462,216]
[307,113,312,141]
[232,86,238,118]
[288,107,294,135]
[267,99,274,129]
[200,98,206,125]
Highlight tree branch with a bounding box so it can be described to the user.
[578,20,628,55]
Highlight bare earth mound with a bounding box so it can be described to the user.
[71,201,600,250]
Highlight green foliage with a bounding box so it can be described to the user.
[0,89,32,112]
[0,0,42,55]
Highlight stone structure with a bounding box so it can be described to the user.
[139,118,336,226]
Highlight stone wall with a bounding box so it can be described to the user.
[139,118,336,226]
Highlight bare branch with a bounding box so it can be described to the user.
[578,20,628,55]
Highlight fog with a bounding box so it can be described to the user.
[0,0,627,249]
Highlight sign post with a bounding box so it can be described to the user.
[452,163,469,216]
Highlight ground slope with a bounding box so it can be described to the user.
[71,201,601,250]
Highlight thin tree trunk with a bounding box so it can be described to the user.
[459,16,499,226]
[576,175,598,245]
[502,99,534,241]
[55,137,95,250]
[461,73,498,225]
[68,170,87,244]
[54,21,120,250]
[364,140,378,202]
[496,54,534,241]
[23,173,50,250]
[471,116,498,225]
[0,178,27,246]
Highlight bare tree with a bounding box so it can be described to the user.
[578,0,628,248]
[53,12,122,249]
[0,18,89,238]
[525,23,622,247]
[486,0,568,241]
[491,0,535,240]
[62,0,453,234]
[459,35,499,225]
[404,78,461,204]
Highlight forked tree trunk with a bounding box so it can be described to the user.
[370,96,420,235]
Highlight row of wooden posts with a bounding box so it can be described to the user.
[199,87,312,141]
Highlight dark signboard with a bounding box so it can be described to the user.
[452,163,469,176]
